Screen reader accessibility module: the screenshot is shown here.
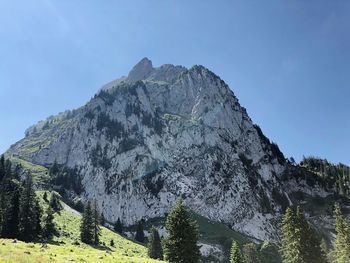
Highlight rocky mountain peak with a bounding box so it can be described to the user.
[128,57,154,81]
[8,58,296,242]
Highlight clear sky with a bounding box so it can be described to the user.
[0,0,349,164]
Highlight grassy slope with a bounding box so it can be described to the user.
[9,156,49,181]
[0,192,163,263]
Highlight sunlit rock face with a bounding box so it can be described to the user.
[9,58,290,241]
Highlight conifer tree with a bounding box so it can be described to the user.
[0,179,21,238]
[243,242,261,263]
[34,198,42,237]
[100,212,105,226]
[281,207,327,263]
[148,227,163,260]
[0,155,5,181]
[18,174,41,241]
[280,207,303,263]
[4,159,12,179]
[320,239,329,260]
[163,199,201,263]
[43,206,57,239]
[334,205,350,263]
[49,160,59,176]
[80,201,94,244]
[135,220,145,243]
[295,206,326,263]
[12,164,21,180]
[92,200,101,246]
[230,241,243,263]
[49,193,62,213]
[114,218,123,234]
[43,191,48,202]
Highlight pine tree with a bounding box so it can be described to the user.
[100,212,105,226]
[135,220,145,243]
[43,206,57,239]
[33,198,42,237]
[4,159,12,179]
[163,199,201,263]
[114,218,123,234]
[49,193,62,213]
[92,200,101,246]
[334,205,350,263]
[43,191,48,202]
[230,241,243,263]
[280,207,303,263]
[18,174,41,241]
[320,239,329,260]
[80,201,94,244]
[243,242,261,263]
[49,160,59,176]
[0,179,21,238]
[110,239,115,247]
[12,164,21,180]
[148,227,163,260]
[0,155,5,181]
[295,206,326,263]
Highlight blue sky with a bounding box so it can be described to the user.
[0,0,349,164]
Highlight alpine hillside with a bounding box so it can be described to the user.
[6,58,336,244]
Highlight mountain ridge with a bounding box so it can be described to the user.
[6,58,332,245]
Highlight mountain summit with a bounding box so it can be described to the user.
[7,59,323,243]
[128,57,154,81]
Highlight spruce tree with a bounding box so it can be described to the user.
[163,199,201,263]
[49,193,62,213]
[18,174,41,241]
[34,198,42,237]
[148,227,163,260]
[80,201,94,244]
[100,212,105,226]
[114,218,123,234]
[49,160,59,176]
[0,179,21,238]
[280,207,303,263]
[0,155,5,181]
[135,220,145,243]
[43,206,57,239]
[4,159,12,179]
[43,191,48,203]
[243,242,261,263]
[295,206,326,263]
[334,205,350,263]
[92,200,101,246]
[230,241,243,263]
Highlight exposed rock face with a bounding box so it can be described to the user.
[8,58,292,241]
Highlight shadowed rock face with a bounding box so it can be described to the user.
[9,58,292,241]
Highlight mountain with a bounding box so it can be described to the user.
[6,58,341,249]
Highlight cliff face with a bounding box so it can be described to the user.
[8,58,291,241]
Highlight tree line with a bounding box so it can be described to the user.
[79,198,200,262]
[0,155,60,242]
[230,205,350,263]
[2,155,350,262]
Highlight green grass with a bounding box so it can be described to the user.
[192,212,251,246]
[0,191,163,263]
[7,156,49,182]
